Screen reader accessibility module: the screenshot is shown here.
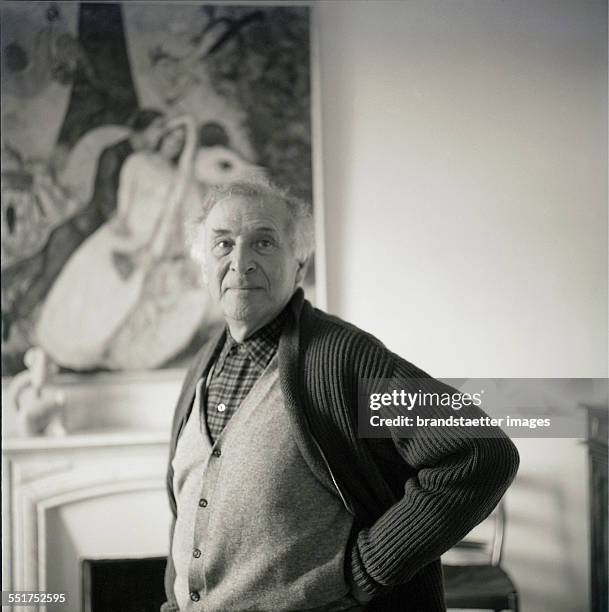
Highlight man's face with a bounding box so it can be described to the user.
[202,194,305,334]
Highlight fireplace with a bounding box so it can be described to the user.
[2,370,179,612]
[82,557,167,612]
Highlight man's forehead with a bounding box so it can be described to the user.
[210,223,279,236]
[206,194,289,231]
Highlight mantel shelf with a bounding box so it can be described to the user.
[2,430,170,453]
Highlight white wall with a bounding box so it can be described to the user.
[316,2,607,611]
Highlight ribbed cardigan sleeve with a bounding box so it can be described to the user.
[349,353,520,597]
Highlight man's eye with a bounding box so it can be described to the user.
[213,240,232,255]
[255,239,275,250]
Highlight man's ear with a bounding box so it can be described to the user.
[295,257,310,286]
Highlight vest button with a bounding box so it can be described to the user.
[212,449,222,457]
[199,498,208,507]
[217,403,226,412]
[190,592,200,602]
[193,548,202,558]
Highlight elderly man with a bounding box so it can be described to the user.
[162,180,519,612]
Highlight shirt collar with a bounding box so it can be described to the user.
[223,307,289,370]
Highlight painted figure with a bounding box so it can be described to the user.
[2,109,165,346]
[35,115,197,369]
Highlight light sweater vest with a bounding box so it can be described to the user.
[171,356,362,611]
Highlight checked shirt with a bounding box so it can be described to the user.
[203,308,288,442]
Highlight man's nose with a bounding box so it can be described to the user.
[229,243,256,274]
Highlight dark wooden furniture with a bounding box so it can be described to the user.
[443,502,519,611]
[584,403,608,612]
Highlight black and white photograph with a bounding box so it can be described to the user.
[1,2,607,612]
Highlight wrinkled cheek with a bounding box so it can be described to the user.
[206,283,220,303]
[206,270,225,302]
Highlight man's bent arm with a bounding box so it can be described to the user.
[349,358,520,598]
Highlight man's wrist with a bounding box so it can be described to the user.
[347,532,378,604]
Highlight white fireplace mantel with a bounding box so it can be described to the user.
[2,371,182,612]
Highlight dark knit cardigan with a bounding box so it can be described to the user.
[162,289,519,612]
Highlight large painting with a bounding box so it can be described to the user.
[1,2,316,375]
